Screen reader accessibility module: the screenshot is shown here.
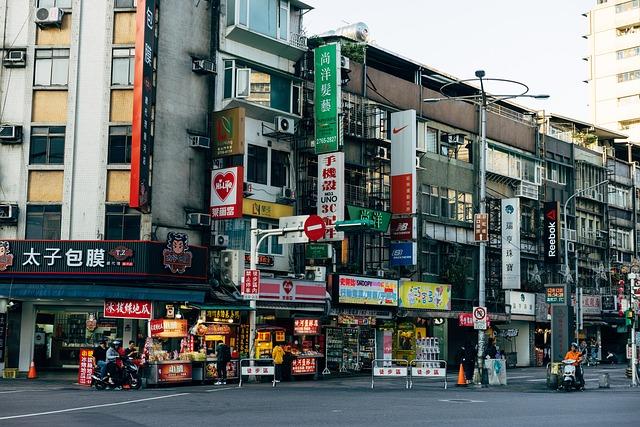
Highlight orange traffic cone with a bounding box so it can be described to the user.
[456,363,466,387]
[27,361,37,379]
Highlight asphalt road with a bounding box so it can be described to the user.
[0,365,637,427]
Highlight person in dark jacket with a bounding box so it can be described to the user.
[484,338,497,359]
[215,341,230,385]
[463,341,476,384]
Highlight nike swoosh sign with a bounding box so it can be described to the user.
[392,125,408,134]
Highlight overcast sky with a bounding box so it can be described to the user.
[304,0,593,122]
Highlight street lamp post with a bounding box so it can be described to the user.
[424,70,548,385]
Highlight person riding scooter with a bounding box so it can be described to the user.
[105,340,124,384]
[564,342,584,388]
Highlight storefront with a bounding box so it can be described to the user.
[502,291,536,367]
[0,237,208,372]
[580,294,603,361]
[534,293,551,367]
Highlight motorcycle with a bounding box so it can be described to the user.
[558,359,584,392]
[91,357,142,390]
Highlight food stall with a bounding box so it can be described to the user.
[290,319,323,377]
[146,318,194,385]
[255,326,286,359]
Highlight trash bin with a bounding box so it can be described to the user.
[546,362,561,390]
[599,373,610,388]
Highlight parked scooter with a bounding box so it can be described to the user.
[91,357,142,390]
[558,359,584,392]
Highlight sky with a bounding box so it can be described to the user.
[304,0,594,122]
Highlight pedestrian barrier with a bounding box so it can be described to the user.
[371,359,409,389]
[409,359,447,389]
[238,358,276,388]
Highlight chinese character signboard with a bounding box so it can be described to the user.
[506,291,535,316]
[0,313,6,362]
[0,240,207,280]
[314,43,341,154]
[292,357,317,375]
[317,152,344,241]
[210,166,244,219]
[398,282,451,310]
[257,278,326,303]
[150,319,188,338]
[546,285,566,305]
[242,269,260,300]
[104,299,152,319]
[346,205,391,233]
[130,0,158,212]
[157,361,192,383]
[337,275,398,306]
[242,199,294,219]
[212,107,245,157]
[501,198,521,289]
[389,241,417,266]
[294,319,320,335]
[77,348,94,386]
[543,202,560,264]
[581,294,602,315]
[458,313,491,327]
[243,253,274,267]
[474,213,489,242]
[390,110,417,215]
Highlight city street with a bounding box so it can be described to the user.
[0,365,638,427]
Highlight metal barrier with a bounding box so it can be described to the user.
[238,358,276,388]
[409,359,447,389]
[371,359,409,389]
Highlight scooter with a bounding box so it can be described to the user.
[558,359,584,392]
[91,357,142,390]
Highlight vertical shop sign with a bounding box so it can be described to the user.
[130,0,158,212]
[77,348,94,386]
[389,241,417,266]
[314,43,341,154]
[543,201,560,264]
[0,312,6,362]
[390,110,417,215]
[474,213,489,242]
[501,198,521,289]
[317,152,344,241]
[212,107,245,157]
[210,166,244,219]
[242,269,260,299]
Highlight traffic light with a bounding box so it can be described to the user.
[625,310,634,326]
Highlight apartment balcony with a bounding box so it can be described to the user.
[226,26,308,61]
[577,231,607,248]
[513,182,539,200]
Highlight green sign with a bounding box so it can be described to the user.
[306,243,331,259]
[314,43,341,154]
[346,205,391,233]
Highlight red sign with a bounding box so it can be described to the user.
[294,319,320,335]
[104,299,152,319]
[244,253,274,266]
[78,348,94,386]
[304,215,326,241]
[391,174,413,214]
[150,319,188,338]
[390,217,412,240]
[242,269,260,299]
[257,278,326,303]
[291,357,317,375]
[474,213,489,242]
[210,166,244,219]
[157,362,193,383]
[458,313,491,327]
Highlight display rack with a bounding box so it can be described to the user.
[415,337,440,367]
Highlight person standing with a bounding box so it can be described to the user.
[215,341,230,385]
[272,344,285,383]
[463,341,476,384]
[93,339,108,379]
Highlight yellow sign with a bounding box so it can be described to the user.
[398,282,451,310]
[212,107,245,157]
[243,199,294,219]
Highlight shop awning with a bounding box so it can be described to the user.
[193,304,255,311]
[257,301,326,312]
[0,283,206,302]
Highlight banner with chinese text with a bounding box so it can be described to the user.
[210,166,244,219]
[317,152,344,241]
[104,299,152,319]
[501,198,521,289]
[314,43,341,154]
[398,282,451,310]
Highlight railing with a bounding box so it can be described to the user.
[486,103,536,126]
[289,32,307,49]
[345,184,367,207]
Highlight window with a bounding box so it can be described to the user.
[608,184,631,209]
[247,144,268,184]
[30,126,65,164]
[112,48,135,86]
[618,94,640,106]
[271,149,289,188]
[278,0,289,40]
[37,0,72,7]
[105,205,141,240]
[620,118,640,130]
[447,189,456,220]
[617,46,640,59]
[108,126,132,164]
[34,49,69,86]
[616,0,639,13]
[114,0,136,7]
[420,241,439,275]
[222,219,282,255]
[26,205,61,240]
[618,69,640,83]
[420,185,439,216]
[617,24,640,36]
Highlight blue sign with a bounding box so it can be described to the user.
[389,242,415,267]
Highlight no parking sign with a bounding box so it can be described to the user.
[473,306,487,330]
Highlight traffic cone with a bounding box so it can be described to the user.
[456,363,467,387]
[27,361,37,379]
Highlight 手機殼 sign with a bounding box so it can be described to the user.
[317,152,344,241]
[314,43,341,154]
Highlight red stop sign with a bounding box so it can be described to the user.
[304,215,326,241]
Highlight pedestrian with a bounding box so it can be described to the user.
[463,341,476,384]
[93,338,108,380]
[484,338,497,359]
[272,344,284,383]
[215,340,231,385]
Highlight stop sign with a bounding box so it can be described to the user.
[304,215,326,241]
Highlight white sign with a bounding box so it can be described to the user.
[411,367,445,377]
[241,366,274,376]
[278,215,309,244]
[506,291,535,316]
[581,294,602,315]
[473,306,487,330]
[317,152,344,241]
[390,110,417,215]
[501,198,521,289]
[374,367,408,377]
[210,166,243,219]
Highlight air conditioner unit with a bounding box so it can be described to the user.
[416,156,424,170]
[186,212,211,227]
[35,7,63,27]
[211,233,229,248]
[567,241,575,253]
[220,249,244,286]
[564,229,577,242]
[305,266,327,282]
[441,133,465,145]
[0,204,18,223]
[0,125,22,142]
[274,116,295,134]
[340,56,350,70]
[3,50,26,68]
[279,187,295,200]
[189,135,210,149]
[514,182,539,200]
[375,146,389,160]
[192,58,215,74]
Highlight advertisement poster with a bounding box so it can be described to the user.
[317,152,344,241]
[150,319,188,338]
[77,348,94,387]
[292,357,317,375]
[390,110,417,215]
[210,166,244,219]
[294,319,320,335]
[543,201,560,264]
[157,362,192,383]
[338,275,398,306]
[398,282,451,310]
[205,360,238,380]
[104,299,152,319]
[212,107,245,157]
[314,43,341,154]
[389,242,417,267]
[501,198,521,289]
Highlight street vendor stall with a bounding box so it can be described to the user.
[146,318,194,385]
[290,318,323,377]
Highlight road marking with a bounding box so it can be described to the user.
[438,399,485,403]
[0,390,24,394]
[206,387,236,392]
[0,392,190,420]
[506,375,533,380]
[527,378,547,382]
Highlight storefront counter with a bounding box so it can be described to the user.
[147,361,193,385]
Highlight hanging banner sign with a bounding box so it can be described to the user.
[337,275,398,306]
[314,43,341,154]
[317,152,344,241]
[210,166,244,219]
[389,217,414,241]
[390,110,417,215]
[389,242,417,266]
[346,205,391,233]
[77,348,95,387]
[212,107,245,157]
[150,319,188,338]
[501,198,521,289]
[543,202,560,264]
[398,282,451,310]
[104,299,152,319]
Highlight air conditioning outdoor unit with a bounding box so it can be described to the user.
[567,241,575,253]
[0,204,18,223]
[305,266,327,282]
[35,7,64,27]
[416,156,424,170]
[192,58,215,74]
[211,233,229,248]
[375,146,389,160]
[186,212,211,227]
[3,50,26,68]
[340,56,350,70]
[189,135,210,149]
[280,187,294,199]
[274,116,295,134]
[220,249,244,286]
[0,125,22,143]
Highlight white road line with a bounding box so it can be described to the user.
[0,392,190,420]
[206,387,236,392]
[506,376,533,380]
[0,390,24,394]
[527,378,547,382]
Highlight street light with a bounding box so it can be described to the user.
[424,70,548,385]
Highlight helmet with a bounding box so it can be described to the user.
[570,342,578,348]
[112,340,122,347]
